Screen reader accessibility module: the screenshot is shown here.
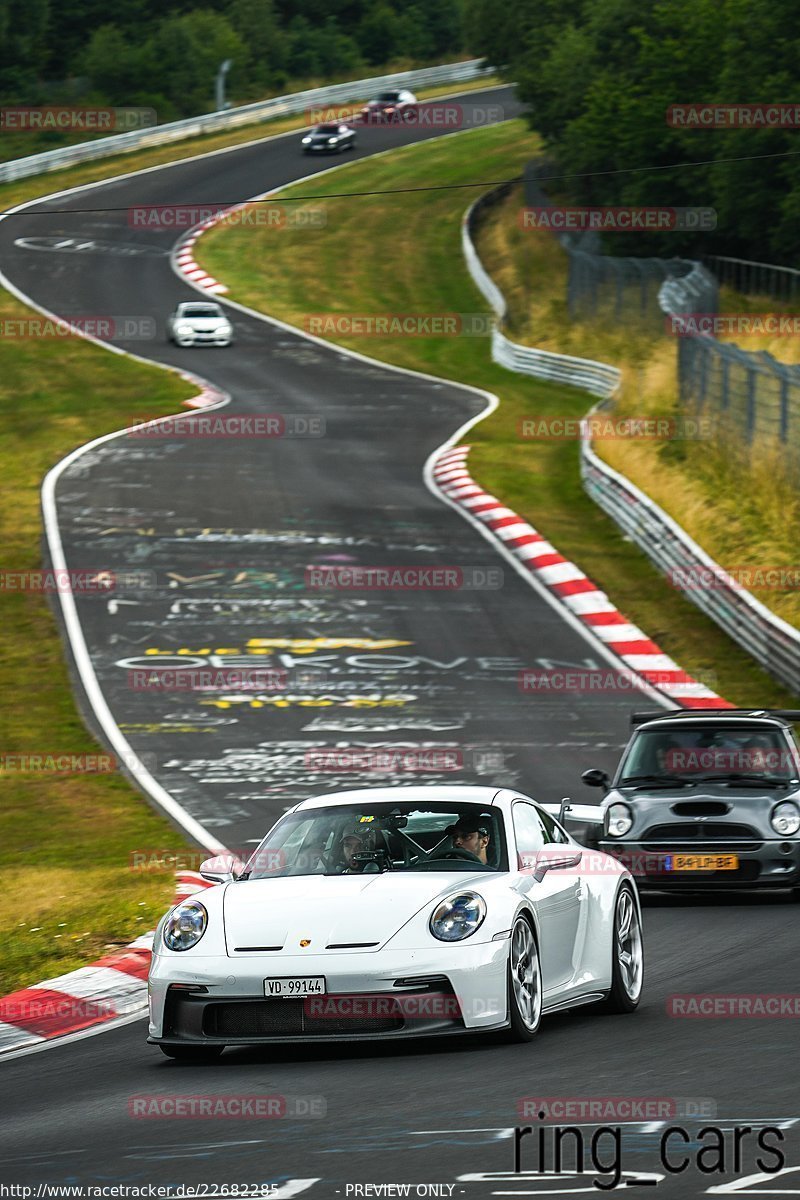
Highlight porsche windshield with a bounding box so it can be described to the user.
[617,725,798,786]
[242,802,507,878]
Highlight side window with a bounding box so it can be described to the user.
[538,807,569,844]
[512,802,547,863]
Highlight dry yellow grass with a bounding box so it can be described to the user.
[476,185,800,627]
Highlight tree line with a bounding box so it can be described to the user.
[0,0,465,122]
[467,0,800,262]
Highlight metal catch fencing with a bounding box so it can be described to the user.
[0,59,493,185]
[462,184,800,695]
[521,163,698,328]
[664,261,800,471]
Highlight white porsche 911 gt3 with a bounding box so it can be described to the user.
[148,786,643,1060]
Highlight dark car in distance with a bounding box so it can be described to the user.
[301,123,357,154]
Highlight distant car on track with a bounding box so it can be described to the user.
[576,708,800,896]
[167,301,233,347]
[360,89,417,123]
[148,785,643,1060]
[301,122,357,153]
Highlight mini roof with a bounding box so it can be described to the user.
[631,709,800,729]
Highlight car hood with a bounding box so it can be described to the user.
[609,782,800,804]
[605,784,800,832]
[222,871,492,955]
[179,316,227,329]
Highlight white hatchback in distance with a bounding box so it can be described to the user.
[167,301,233,347]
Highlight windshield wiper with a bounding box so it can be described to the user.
[692,773,792,787]
[618,774,695,788]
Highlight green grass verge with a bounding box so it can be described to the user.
[197,119,800,708]
[0,286,198,992]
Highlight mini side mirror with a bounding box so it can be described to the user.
[582,767,610,791]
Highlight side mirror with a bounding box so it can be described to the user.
[533,849,583,883]
[198,854,244,883]
[582,767,610,791]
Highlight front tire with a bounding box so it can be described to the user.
[159,1044,224,1062]
[506,915,542,1041]
[600,883,643,1012]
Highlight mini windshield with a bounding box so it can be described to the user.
[617,726,798,786]
[377,92,401,102]
[242,801,507,878]
[316,124,340,133]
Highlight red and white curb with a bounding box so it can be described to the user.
[181,383,227,409]
[432,445,731,710]
[174,209,248,294]
[0,872,214,1055]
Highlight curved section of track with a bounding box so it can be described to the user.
[1,87,798,1196]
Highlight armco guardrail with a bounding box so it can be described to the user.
[462,186,800,694]
[581,428,800,693]
[463,187,621,398]
[0,59,492,184]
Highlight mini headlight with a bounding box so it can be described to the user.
[771,800,800,836]
[430,892,486,942]
[163,901,207,951]
[175,322,193,335]
[607,802,633,838]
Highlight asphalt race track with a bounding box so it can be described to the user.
[1,86,798,1197]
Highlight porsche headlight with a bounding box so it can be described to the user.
[327,137,337,144]
[163,901,207,951]
[771,801,800,836]
[430,892,486,942]
[607,802,633,838]
[301,136,311,144]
